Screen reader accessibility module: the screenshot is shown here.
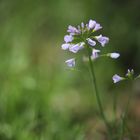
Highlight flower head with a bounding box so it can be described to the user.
[112,74,124,83]
[62,19,110,67]
[65,58,75,67]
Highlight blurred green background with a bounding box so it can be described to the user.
[0,0,140,139]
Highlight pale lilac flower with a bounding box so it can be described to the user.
[112,74,123,83]
[67,25,79,35]
[64,35,73,43]
[95,35,109,47]
[91,49,100,59]
[65,58,75,67]
[110,53,120,59]
[61,43,70,50]
[94,23,102,31]
[88,20,96,29]
[86,38,96,46]
[69,42,85,53]
[69,44,79,53]
[62,20,110,66]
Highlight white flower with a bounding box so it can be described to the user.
[94,23,102,31]
[91,49,100,59]
[95,35,109,47]
[61,43,70,50]
[86,38,96,46]
[88,20,96,29]
[112,74,123,83]
[69,42,85,53]
[65,58,75,67]
[110,53,120,59]
[67,25,79,35]
[64,35,73,43]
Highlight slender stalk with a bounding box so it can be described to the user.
[87,47,111,134]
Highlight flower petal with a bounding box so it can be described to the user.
[87,38,96,46]
[112,74,123,83]
[110,53,120,59]
[91,49,100,59]
[64,35,73,43]
[67,25,79,35]
[95,35,109,47]
[61,43,70,50]
[94,23,102,31]
[88,20,96,29]
[65,58,75,67]
[69,42,84,53]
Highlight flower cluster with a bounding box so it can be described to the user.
[112,69,135,83]
[61,19,120,67]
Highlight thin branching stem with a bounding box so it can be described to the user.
[87,47,112,138]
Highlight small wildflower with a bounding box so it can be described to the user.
[67,25,79,35]
[61,43,70,50]
[95,35,109,47]
[91,49,100,59]
[64,35,73,43]
[69,42,85,53]
[110,53,120,59]
[88,20,96,29]
[65,58,75,67]
[112,74,124,83]
[86,38,96,46]
[113,69,135,83]
[69,44,79,53]
[94,23,102,31]
[88,20,102,31]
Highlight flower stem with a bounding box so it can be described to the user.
[87,47,111,135]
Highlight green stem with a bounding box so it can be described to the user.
[87,47,111,135]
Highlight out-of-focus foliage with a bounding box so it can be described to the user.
[0,0,140,139]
